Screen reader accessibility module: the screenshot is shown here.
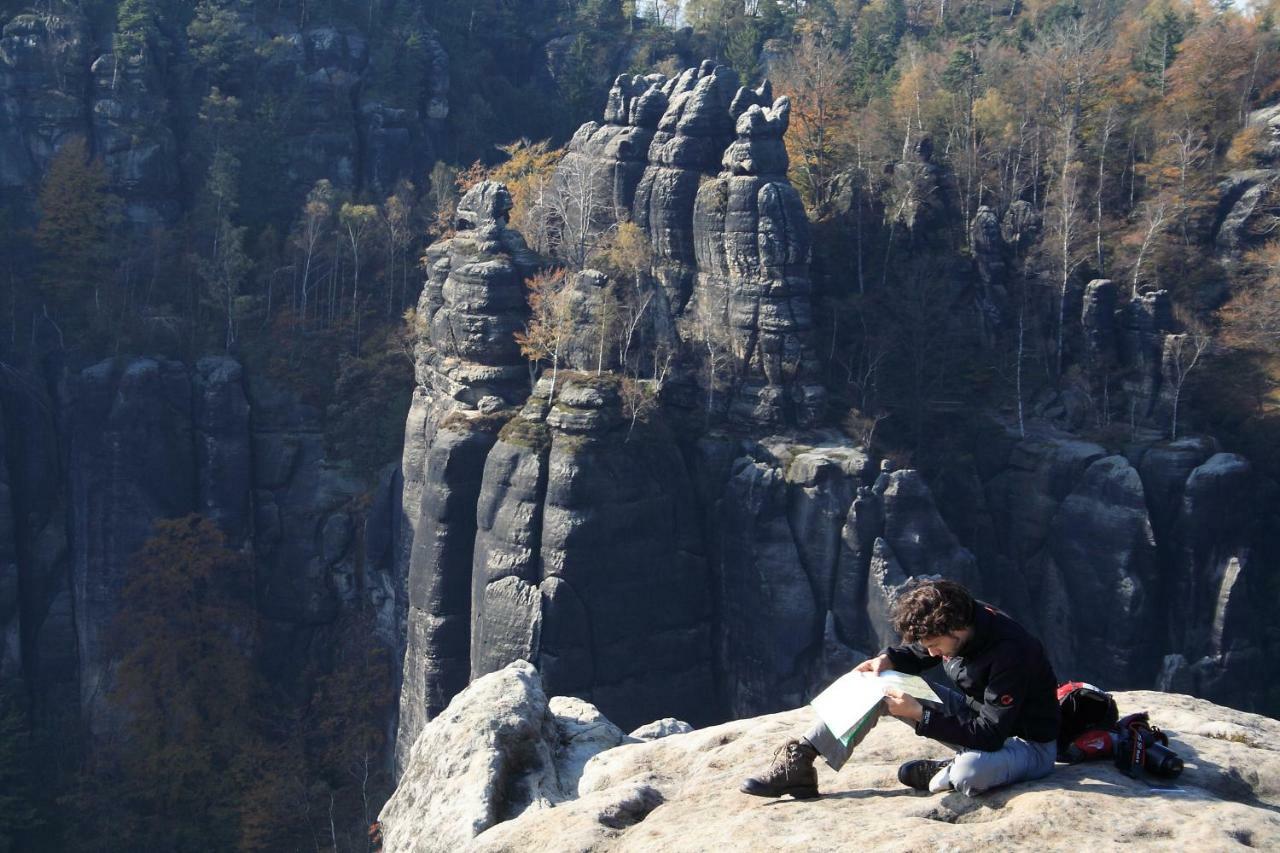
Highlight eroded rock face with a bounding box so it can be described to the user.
[832,467,979,658]
[633,61,740,316]
[469,374,716,732]
[89,49,179,225]
[693,434,876,716]
[62,357,254,732]
[395,180,536,773]
[468,690,1280,853]
[0,13,91,196]
[691,95,825,426]
[548,60,825,429]
[0,11,448,221]
[963,424,1280,707]
[418,180,538,407]
[67,359,199,734]
[552,73,667,242]
[12,352,395,749]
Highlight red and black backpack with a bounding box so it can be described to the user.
[1056,681,1120,762]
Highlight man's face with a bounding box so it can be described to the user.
[919,632,964,659]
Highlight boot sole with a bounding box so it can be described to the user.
[740,784,820,799]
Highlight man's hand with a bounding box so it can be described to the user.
[854,653,893,675]
[882,688,923,722]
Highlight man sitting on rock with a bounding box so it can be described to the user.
[740,579,1060,798]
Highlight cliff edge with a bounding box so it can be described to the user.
[381,661,1280,852]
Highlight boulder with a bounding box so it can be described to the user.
[380,660,629,853]
[630,718,694,741]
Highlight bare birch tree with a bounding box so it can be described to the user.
[1132,198,1169,297]
[1165,326,1211,440]
[545,153,614,270]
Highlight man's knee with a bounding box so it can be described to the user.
[948,750,1002,797]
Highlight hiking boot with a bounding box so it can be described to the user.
[898,758,953,791]
[740,738,820,799]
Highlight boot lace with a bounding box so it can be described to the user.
[764,741,801,778]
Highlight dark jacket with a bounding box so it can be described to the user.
[881,604,1060,752]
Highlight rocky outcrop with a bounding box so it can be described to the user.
[0,10,448,223]
[691,94,825,426]
[246,368,372,630]
[696,435,874,715]
[383,663,1280,852]
[67,358,203,733]
[634,61,740,316]
[380,660,632,853]
[554,61,825,428]
[469,373,715,731]
[1214,104,1280,253]
[554,73,666,239]
[0,351,401,751]
[0,13,92,196]
[395,180,539,772]
[89,48,179,225]
[233,19,448,202]
[1081,278,1118,372]
[395,151,831,766]
[960,423,1280,706]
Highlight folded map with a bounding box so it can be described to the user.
[811,670,942,746]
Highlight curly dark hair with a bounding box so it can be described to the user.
[891,578,976,642]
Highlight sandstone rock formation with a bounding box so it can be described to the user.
[382,661,1280,853]
[394,69,840,765]
[961,424,1280,711]
[634,61,740,316]
[0,10,447,223]
[0,351,402,750]
[468,373,715,732]
[0,13,91,197]
[1214,103,1280,253]
[390,62,1280,783]
[691,94,825,426]
[380,660,632,853]
[396,180,539,772]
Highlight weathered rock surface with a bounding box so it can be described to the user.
[386,668,1280,853]
[380,660,630,853]
[0,350,403,756]
[0,10,448,222]
[67,358,201,733]
[469,374,716,732]
[396,180,541,772]
[959,423,1280,709]
[634,61,740,316]
[0,13,91,197]
[691,95,825,426]
[698,434,875,715]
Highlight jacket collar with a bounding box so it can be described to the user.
[957,602,997,658]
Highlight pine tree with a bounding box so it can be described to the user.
[83,515,264,852]
[0,691,41,852]
[34,137,122,327]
